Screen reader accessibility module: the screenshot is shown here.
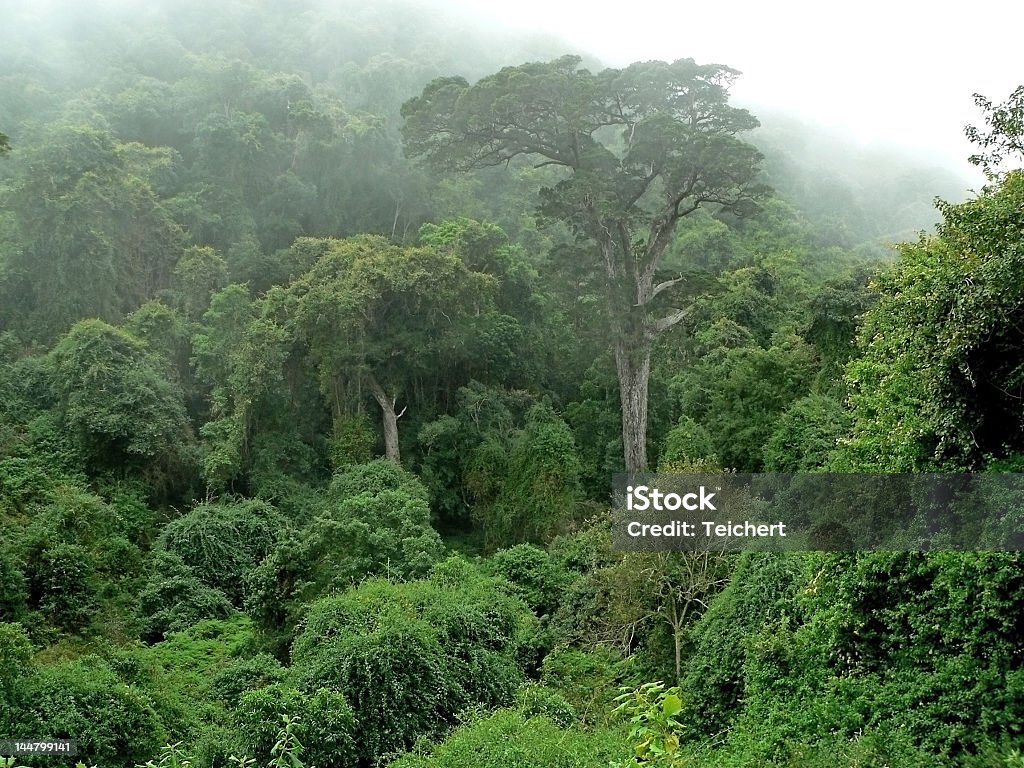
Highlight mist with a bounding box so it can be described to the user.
[2,0,991,219]
[456,0,1021,186]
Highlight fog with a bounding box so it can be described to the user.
[457,0,1022,184]
[2,0,1012,194]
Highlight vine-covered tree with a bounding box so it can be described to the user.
[279,235,496,464]
[402,55,767,472]
[48,319,190,473]
[835,93,1024,472]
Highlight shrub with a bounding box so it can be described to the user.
[389,709,624,768]
[6,656,165,768]
[0,622,33,701]
[612,681,687,768]
[514,683,577,728]
[0,555,27,622]
[680,553,806,733]
[290,570,535,765]
[47,319,189,471]
[233,684,357,768]
[244,464,444,648]
[295,614,457,764]
[24,542,97,632]
[483,405,582,548]
[138,551,234,642]
[306,486,443,584]
[329,457,427,500]
[209,653,286,705]
[540,646,625,726]
[762,394,849,472]
[659,416,715,468]
[485,544,573,618]
[157,499,286,604]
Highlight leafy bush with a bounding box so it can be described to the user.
[289,568,535,765]
[232,684,357,768]
[785,551,1024,755]
[5,656,165,768]
[612,681,687,768]
[835,171,1024,471]
[680,553,806,733]
[539,646,626,727]
[762,394,849,471]
[6,482,156,634]
[673,551,1024,764]
[482,404,582,548]
[47,319,190,471]
[389,709,624,768]
[514,683,576,727]
[329,457,425,500]
[659,416,715,468]
[113,616,253,746]
[138,551,234,642]
[0,554,27,622]
[0,622,33,701]
[296,613,457,764]
[24,542,97,632]
[548,515,617,574]
[208,653,286,704]
[485,543,572,618]
[157,499,286,604]
[307,486,443,584]
[307,459,442,586]
[550,554,661,655]
[244,463,444,648]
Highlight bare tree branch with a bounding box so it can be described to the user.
[649,275,685,302]
[652,305,693,336]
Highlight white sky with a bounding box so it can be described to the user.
[456,0,1024,182]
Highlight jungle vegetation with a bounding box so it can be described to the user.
[1,2,1022,767]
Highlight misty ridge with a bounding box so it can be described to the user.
[0,0,970,261]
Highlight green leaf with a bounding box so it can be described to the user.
[661,692,682,717]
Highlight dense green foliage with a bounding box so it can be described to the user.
[5,1,1022,767]
[156,499,284,604]
[289,562,537,763]
[390,709,624,768]
[836,170,1024,471]
[5,654,165,768]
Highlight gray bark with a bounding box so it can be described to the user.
[367,375,402,464]
[616,336,652,476]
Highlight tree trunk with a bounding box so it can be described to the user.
[616,335,652,475]
[672,601,683,687]
[367,375,401,464]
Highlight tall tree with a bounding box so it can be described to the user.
[402,55,766,472]
[48,319,190,474]
[280,235,496,464]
